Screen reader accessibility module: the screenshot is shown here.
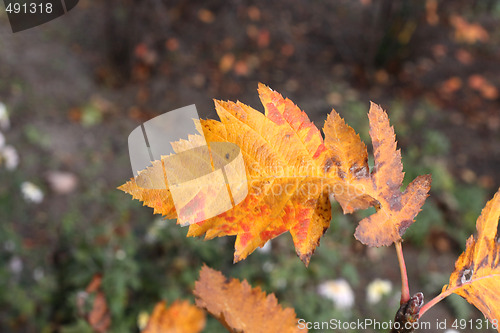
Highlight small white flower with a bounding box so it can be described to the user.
[366,279,392,304]
[318,279,355,310]
[1,145,19,170]
[21,181,44,203]
[115,249,126,260]
[0,103,9,130]
[9,256,23,274]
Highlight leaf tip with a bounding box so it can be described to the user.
[213,99,223,107]
[117,179,134,194]
[367,101,388,120]
[299,252,312,267]
[257,82,271,92]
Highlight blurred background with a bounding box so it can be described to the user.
[0,0,499,332]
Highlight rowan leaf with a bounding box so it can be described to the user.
[193,265,306,333]
[141,301,206,333]
[120,85,346,265]
[120,84,431,264]
[353,103,432,246]
[119,159,176,219]
[323,108,375,214]
[442,187,500,329]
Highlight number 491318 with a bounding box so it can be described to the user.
[451,318,499,330]
[5,2,53,14]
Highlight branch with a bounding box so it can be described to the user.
[390,292,424,333]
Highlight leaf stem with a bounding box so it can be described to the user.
[395,241,410,305]
[419,274,500,317]
[419,288,454,317]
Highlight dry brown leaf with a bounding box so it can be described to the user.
[77,274,111,333]
[354,103,432,246]
[194,265,305,333]
[141,301,206,333]
[442,188,500,330]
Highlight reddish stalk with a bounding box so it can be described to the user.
[419,288,454,317]
[420,274,499,317]
[395,241,410,305]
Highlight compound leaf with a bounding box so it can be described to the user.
[120,85,431,265]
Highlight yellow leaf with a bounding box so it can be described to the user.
[193,265,306,333]
[442,188,500,329]
[121,85,351,265]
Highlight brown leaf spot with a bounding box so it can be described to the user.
[398,219,413,236]
[350,162,369,179]
[323,158,334,174]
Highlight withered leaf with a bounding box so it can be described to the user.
[354,103,431,246]
[77,274,111,333]
[193,265,306,333]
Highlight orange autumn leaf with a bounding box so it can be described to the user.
[121,84,345,265]
[192,84,348,264]
[323,109,376,213]
[77,274,111,333]
[354,103,432,246]
[120,84,431,264]
[141,301,206,333]
[442,187,500,329]
[193,265,305,333]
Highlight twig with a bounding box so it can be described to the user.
[390,292,424,333]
